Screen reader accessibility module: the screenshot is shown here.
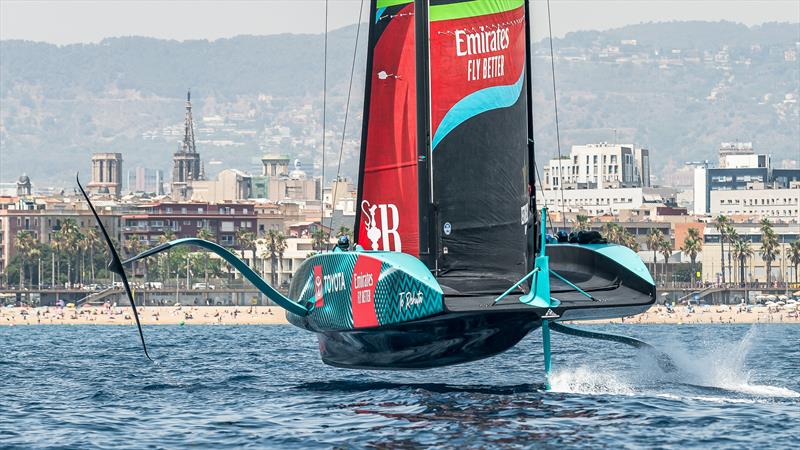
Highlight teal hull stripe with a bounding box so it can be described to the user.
[432,68,525,150]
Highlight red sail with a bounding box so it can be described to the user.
[356,1,419,256]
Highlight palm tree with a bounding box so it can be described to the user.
[77,230,90,285]
[51,231,64,286]
[123,238,143,281]
[311,228,328,252]
[681,227,703,286]
[58,219,81,285]
[196,228,215,285]
[621,230,639,252]
[158,229,177,283]
[263,229,288,285]
[732,238,754,286]
[713,215,729,284]
[30,243,42,291]
[659,238,672,284]
[15,230,36,290]
[759,219,780,285]
[575,214,590,232]
[602,223,622,244]
[84,227,100,282]
[275,232,287,281]
[725,226,738,284]
[646,229,664,279]
[788,240,800,284]
[235,230,257,266]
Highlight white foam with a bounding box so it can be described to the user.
[550,325,800,400]
[650,325,800,399]
[549,366,635,395]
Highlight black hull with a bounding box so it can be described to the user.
[317,311,540,370]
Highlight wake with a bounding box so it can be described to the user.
[549,325,800,400]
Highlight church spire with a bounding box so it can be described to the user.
[182,89,197,154]
[172,89,203,200]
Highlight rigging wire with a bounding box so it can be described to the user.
[328,0,366,241]
[320,0,329,237]
[546,0,567,230]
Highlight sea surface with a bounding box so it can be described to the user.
[1,324,798,449]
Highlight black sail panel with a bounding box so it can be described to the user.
[428,0,530,293]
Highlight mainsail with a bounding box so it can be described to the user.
[429,0,530,292]
[356,0,532,293]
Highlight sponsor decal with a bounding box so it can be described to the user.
[351,256,382,328]
[398,291,424,310]
[324,272,347,294]
[428,5,526,150]
[361,200,402,251]
[456,27,509,82]
[443,222,452,236]
[313,265,324,308]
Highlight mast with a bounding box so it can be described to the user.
[354,0,378,245]
[415,0,435,270]
[523,0,537,260]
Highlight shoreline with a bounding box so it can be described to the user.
[1,305,798,326]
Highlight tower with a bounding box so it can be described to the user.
[16,174,32,197]
[171,90,203,200]
[261,154,291,177]
[87,153,123,197]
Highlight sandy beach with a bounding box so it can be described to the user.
[579,304,800,325]
[0,305,289,326]
[1,304,798,326]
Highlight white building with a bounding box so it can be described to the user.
[692,142,800,215]
[255,237,334,287]
[543,143,650,190]
[537,187,674,216]
[710,184,800,220]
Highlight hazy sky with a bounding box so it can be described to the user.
[1,0,798,45]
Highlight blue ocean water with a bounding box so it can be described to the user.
[1,324,798,449]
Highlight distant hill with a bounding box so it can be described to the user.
[1,21,798,188]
